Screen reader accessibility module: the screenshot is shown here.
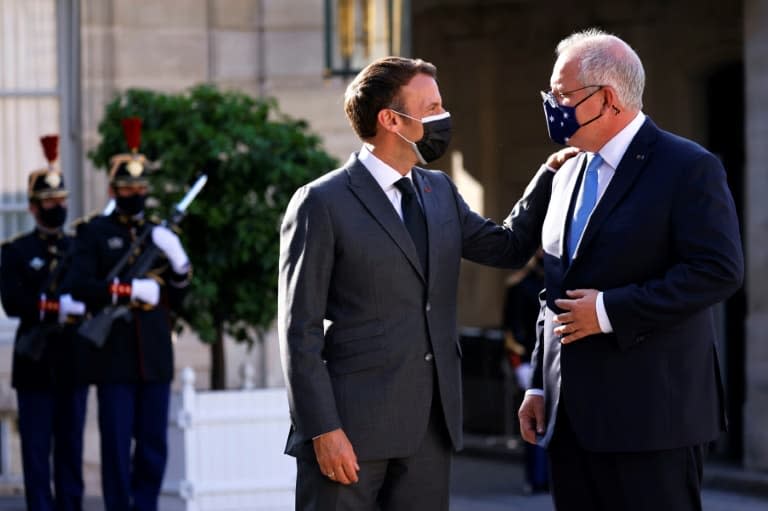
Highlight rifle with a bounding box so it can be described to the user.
[78,174,207,348]
[14,199,117,360]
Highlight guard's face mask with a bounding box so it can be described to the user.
[38,204,67,228]
[391,110,452,164]
[115,193,146,216]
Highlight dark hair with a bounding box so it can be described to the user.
[344,56,437,140]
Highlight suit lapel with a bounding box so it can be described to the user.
[345,157,426,282]
[576,118,657,260]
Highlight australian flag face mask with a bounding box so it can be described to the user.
[541,85,603,145]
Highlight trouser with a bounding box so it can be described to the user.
[97,382,170,511]
[17,385,89,511]
[548,407,704,511]
[524,442,549,492]
[295,392,452,511]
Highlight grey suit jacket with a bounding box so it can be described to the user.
[278,153,552,460]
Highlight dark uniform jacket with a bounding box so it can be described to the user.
[62,213,190,384]
[1,229,87,389]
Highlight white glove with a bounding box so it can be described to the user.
[58,293,86,323]
[152,225,190,274]
[130,278,160,306]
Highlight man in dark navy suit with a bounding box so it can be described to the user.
[518,28,744,511]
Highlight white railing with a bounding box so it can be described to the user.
[160,367,296,511]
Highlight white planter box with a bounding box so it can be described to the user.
[161,368,295,511]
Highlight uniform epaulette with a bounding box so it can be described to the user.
[68,216,90,229]
[148,215,181,233]
[68,207,106,230]
[1,232,26,247]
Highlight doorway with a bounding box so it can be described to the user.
[706,60,746,462]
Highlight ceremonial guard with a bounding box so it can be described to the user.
[62,118,192,511]
[0,135,89,511]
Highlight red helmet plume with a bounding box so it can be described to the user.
[40,135,59,166]
[121,117,142,153]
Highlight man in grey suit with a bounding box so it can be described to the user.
[278,56,574,511]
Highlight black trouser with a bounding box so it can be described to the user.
[548,408,704,511]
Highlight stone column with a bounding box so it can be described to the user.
[743,0,768,471]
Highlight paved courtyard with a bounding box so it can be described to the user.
[1,453,766,510]
[450,455,768,511]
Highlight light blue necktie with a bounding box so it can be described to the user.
[568,153,602,260]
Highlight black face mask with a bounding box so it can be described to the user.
[115,194,146,216]
[392,110,452,164]
[38,204,67,229]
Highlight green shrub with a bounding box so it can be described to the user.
[89,84,337,387]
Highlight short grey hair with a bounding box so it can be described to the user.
[556,28,645,111]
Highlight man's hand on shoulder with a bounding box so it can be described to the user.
[313,428,360,485]
[546,147,581,171]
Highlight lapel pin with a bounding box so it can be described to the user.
[636,154,646,160]
[423,186,431,193]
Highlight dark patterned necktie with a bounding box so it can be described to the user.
[395,177,428,273]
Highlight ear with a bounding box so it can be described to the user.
[377,108,401,133]
[108,187,116,198]
[28,201,38,215]
[603,86,622,115]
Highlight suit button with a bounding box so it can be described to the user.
[424,353,434,362]
[425,302,431,312]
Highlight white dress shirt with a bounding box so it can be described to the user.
[358,144,419,220]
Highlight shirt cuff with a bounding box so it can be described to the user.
[596,291,614,333]
[543,164,557,173]
[312,427,339,440]
[525,388,544,397]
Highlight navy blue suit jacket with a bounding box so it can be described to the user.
[531,117,744,451]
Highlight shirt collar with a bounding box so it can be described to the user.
[597,111,646,170]
[359,144,413,191]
